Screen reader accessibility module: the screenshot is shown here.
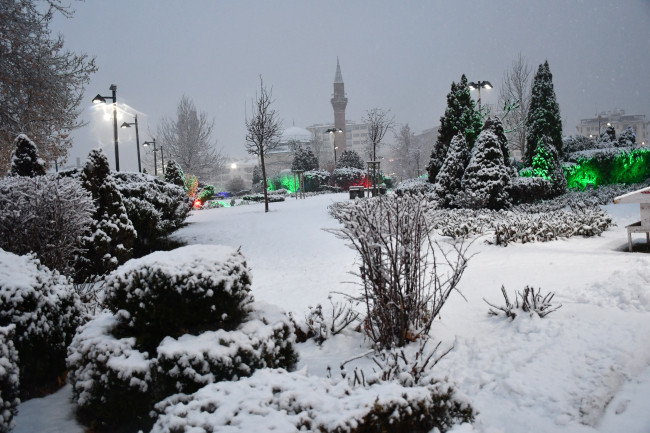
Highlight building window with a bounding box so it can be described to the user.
[353,133,359,137]
[361,133,367,137]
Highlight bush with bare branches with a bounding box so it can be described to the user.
[327,194,472,349]
[485,285,562,320]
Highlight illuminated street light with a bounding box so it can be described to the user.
[143,138,164,177]
[120,114,142,173]
[468,80,493,111]
[326,127,343,163]
[93,84,120,171]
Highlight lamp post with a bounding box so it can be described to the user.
[92,85,120,171]
[121,114,142,173]
[468,81,493,111]
[143,139,160,176]
[326,128,343,163]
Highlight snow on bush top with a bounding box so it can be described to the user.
[0,324,19,432]
[394,177,436,195]
[151,367,474,433]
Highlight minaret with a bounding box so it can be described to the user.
[331,57,348,153]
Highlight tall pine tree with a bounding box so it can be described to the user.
[532,136,566,197]
[9,134,46,177]
[524,61,562,166]
[461,128,512,210]
[252,165,262,186]
[434,133,470,208]
[427,74,482,183]
[292,146,318,171]
[77,149,136,282]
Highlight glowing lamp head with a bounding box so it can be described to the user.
[120,122,131,129]
[482,81,493,89]
[607,123,611,126]
[92,94,106,104]
[468,82,477,90]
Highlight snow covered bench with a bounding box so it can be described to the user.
[614,185,650,251]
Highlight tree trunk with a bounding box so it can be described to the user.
[260,153,269,213]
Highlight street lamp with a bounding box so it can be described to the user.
[468,81,493,111]
[326,127,343,163]
[143,139,164,177]
[93,84,120,171]
[121,114,142,173]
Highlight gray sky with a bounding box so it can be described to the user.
[52,0,650,172]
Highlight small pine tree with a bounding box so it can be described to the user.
[617,126,636,148]
[77,149,136,282]
[434,133,470,208]
[427,74,481,183]
[461,129,512,210]
[602,125,616,142]
[252,165,262,186]
[9,134,46,177]
[164,160,185,187]
[482,116,510,166]
[532,136,566,197]
[291,147,318,172]
[524,61,563,165]
[336,150,365,170]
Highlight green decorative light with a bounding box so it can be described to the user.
[562,148,650,190]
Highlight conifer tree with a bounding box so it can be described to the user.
[77,149,136,282]
[9,134,46,177]
[252,165,262,186]
[482,116,510,166]
[524,61,563,165]
[291,146,318,171]
[532,136,566,197]
[336,150,365,170]
[434,133,470,208]
[602,125,616,142]
[617,126,636,148]
[461,128,512,210]
[427,75,482,183]
[164,160,185,187]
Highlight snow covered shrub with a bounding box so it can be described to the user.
[164,159,184,187]
[242,193,285,202]
[291,146,318,171]
[320,184,342,193]
[562,135,599,156]
[531,136,567,197]
[485,285,562,319]
[328,195,472,349]
[435,133,470,208]
[268,188,288,195]
[113,171,192,257]
[151,367,474,433]
[225,176,246,193]
[617,126,636,148]
[68,245,298,428]
[509,176,552,204]
[563,147,650,190]
[103,245,254,355]
[332,167,366,191]
[76,149,136,282]
[0,249,84,398]
[0,175,95,275]
[291,296,360,345]
[336,149,365,170]
[0,325,19,433]
[9,134,46,177]
[196,184,214,204]
[304,169,330,192]
[394,177,436,196]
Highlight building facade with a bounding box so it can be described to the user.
[306,120,370,161]
[576,109,648,145]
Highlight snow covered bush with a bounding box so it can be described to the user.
[563,147,650,189]
[0,325,19,433]
[151,367,474,433]
[0,249,84,398]
[394,177,436,196]
[242,193,285,202]
[76,149,136,282]
[268,188,288,195]
[9,134,46,177]
[509,176,552,204]
[485,285,562,320]
[291,296,360,345]
[531,136,567,197]
[0,175,95,275]
[112,171,192,257]
[336,149,365,170]
[291,146,318,172]
[304,169,330,192]
[164,159,185,187]
[332,167,366,191]
[434,133,470,208]
[68,245,298,427]
[328,194,472,349]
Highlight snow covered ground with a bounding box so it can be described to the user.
[15,193,650,432]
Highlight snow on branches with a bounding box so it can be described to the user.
[485,285,562,320]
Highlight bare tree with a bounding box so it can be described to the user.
[156,96,227,182]
[363,108,396,162]
[245,77,282,213]
[309,134,326,167]
[0,0,97,173]
[498,52,532,159]
[390,124,427,181]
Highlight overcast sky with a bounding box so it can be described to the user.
[52,0,650,172]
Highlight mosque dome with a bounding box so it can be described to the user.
[280,126,313,143]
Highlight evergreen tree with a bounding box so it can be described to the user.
[482,116,510,166]
[427,74,482,183]
[77,149,136,282]
[617,126,636,148]
[524,61,563,165]
[9,134,46,177]
[602,125,616,142]
[532,136,566,197]
[291,146,319,171]
[434,133,470,208]
[336,150,365,170]
[164,160,185,187]
[461,129,512,210]
[252,165,262,186]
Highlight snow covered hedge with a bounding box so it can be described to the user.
[394,177,436,196]
[151,368,474,433]
[242,193,285,202]
[332,167,366,191]
[67,245,298,427]
[0,325,19,433]
[304,169,330,192]
[0,249,85,398]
